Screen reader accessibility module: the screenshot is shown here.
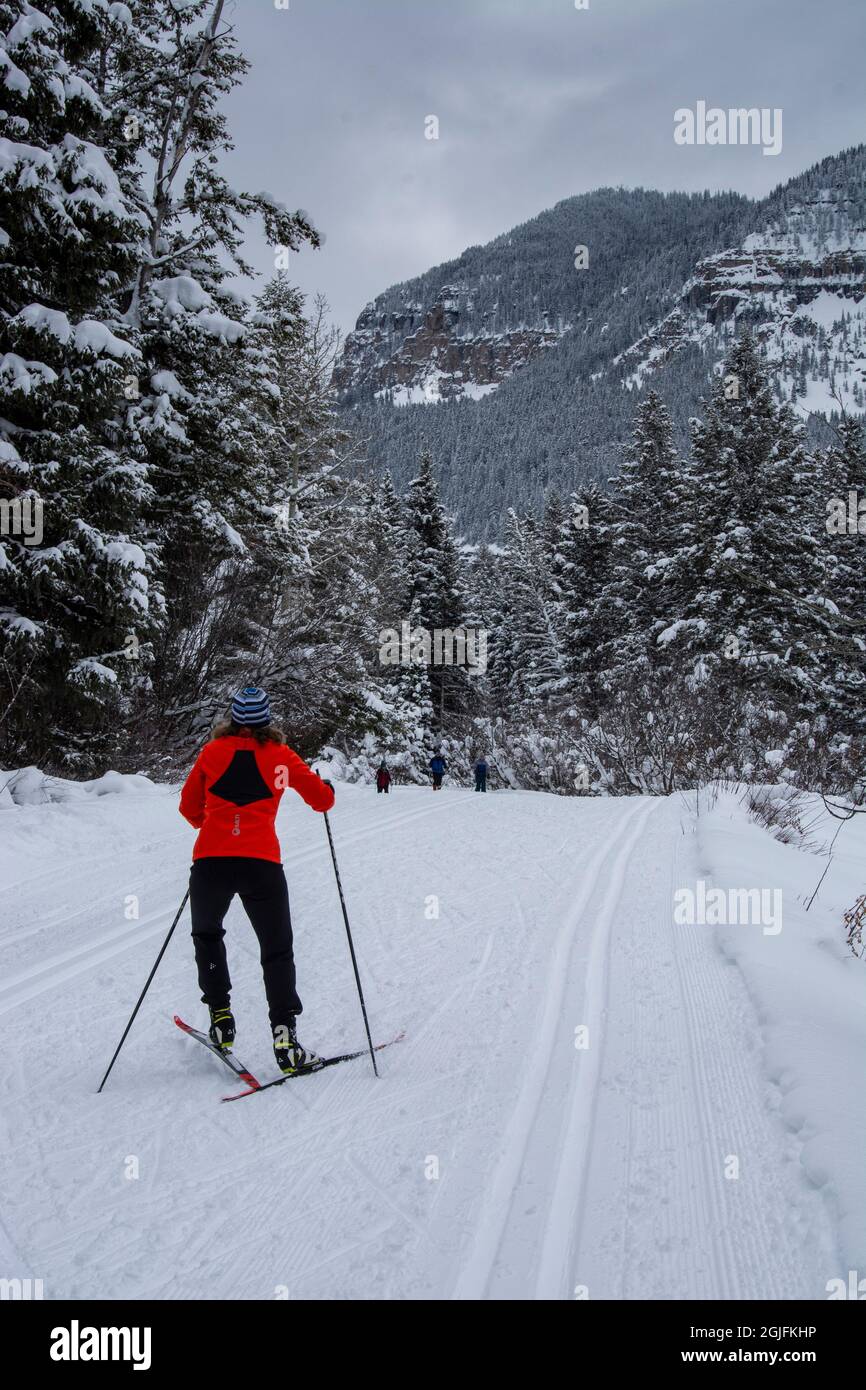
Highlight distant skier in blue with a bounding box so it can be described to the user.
[429,752,446,790]
[474,756,488,792]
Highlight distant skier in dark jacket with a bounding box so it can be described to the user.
[474,757,488,792]
[429,753,447,790]
[376,762,391,794]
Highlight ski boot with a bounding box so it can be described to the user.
[273,1021,320,1074]
[208,1003,236,1051]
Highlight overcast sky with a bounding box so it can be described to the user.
[221,0,865,335]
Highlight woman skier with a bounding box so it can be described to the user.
[179,685,334,1074]
[375,761,392,794]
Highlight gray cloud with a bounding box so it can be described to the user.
[221,0,866,334]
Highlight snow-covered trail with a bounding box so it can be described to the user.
[0,784,842,1299]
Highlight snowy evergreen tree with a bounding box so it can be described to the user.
[541,491,567,565]
[593,390,685,689]
[404,452,471,726]
[246,275,353,519]
[186,275,362,736]
[822,417,866,750]
[373,592,438,780]
[108,1,321,742]
[498,509,565,716]
[372,469,412,615]
[556,484,614,708]
[659,337,841,732]
[0,0,157,769]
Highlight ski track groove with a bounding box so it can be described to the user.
[534,799,658,1299]
[655,827,729,1300]
[667,826,836,1299]
[451,798,650,1300]
[668,827,744,1298]
[576,806,732,1301]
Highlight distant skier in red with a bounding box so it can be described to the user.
[375,761,392,794]
[179,686,334,1074]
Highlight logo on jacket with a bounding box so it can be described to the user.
[208,751,274,808]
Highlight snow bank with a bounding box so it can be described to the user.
[697,789,866,1272]
[0,766,160,808]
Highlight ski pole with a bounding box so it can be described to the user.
[97,888,190,1093]
[323,811,379,1077]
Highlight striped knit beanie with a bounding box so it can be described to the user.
[231,686,271,728]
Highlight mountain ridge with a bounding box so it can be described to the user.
[337,146,866,538]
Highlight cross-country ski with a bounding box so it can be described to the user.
[221,1032,407,1102]
[173,1015,262,1092]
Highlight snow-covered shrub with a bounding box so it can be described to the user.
[842,894,866,960]
[744,785,819,849]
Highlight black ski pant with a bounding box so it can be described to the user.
[377,784,389,793]
[474,771,487,792]
[189,856,301,1027]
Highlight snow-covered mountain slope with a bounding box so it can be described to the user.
[1,778,862,1299]
[616,182,866,416]
[335,184,755,410]
[338,148,865,537]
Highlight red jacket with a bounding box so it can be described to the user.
[179,735,335,863]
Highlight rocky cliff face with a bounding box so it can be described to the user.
[615,191,866,415]
[333,285,562,404]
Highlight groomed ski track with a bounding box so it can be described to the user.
[0,785,839,1299]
